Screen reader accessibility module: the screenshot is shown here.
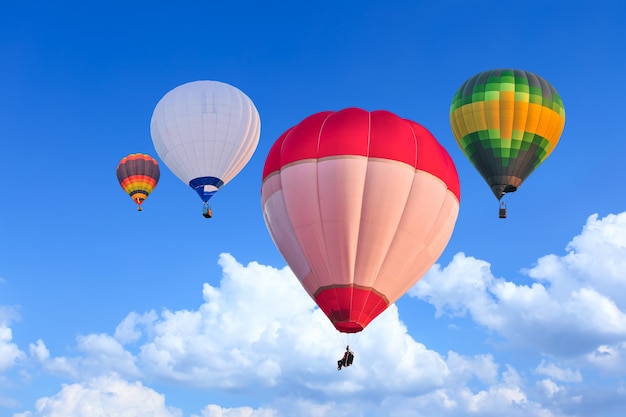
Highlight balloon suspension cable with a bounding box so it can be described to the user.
[333,328,343,348]
[349,330,362,349]
[334,328,362,350]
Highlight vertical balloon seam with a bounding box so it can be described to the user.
[166,104,187,182]
[224,100,260,184]
[233,93,256,180]
[505,71,522,195]
[313,114,336,295]
[543,85,564,159]
[349,110,372,330]
[494,69,513,196]
[200,87,211,185]
[323,111,353,328]
[501,70,514,163]
[513,71,537,191]
[132,156,144,204]
[270,130,316,289]
[463,75,481,191]
[213,86,233,182]
[525,70,544,175]
[489,71,504,197]
[278,161,325,292]
[532,80,557,173]
[351,110,394,332]
[450,88,477,190]
[516,70,534,192]
[466,75,495,197]
[355,114,415,330]
[390,173,456,301]
[262,155,313,287]
[194,88,206,183]
[278,137,330,304]
[228,94,256,181]
[221,99,246,183]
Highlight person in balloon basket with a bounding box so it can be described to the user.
[337,346,354,371]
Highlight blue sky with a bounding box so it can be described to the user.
[1,1,626,416]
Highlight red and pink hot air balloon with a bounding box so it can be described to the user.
[261,108,460,334]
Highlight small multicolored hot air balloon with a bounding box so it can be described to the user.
[261,108,460,335]
[450,68,565,218]
[150,80,260,218]
[116,153,160,211]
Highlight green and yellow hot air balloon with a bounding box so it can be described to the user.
[450,69,565,218]
[116,153,160,211]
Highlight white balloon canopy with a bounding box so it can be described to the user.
[150,80,260,213]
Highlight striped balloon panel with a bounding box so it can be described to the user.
[116,154,160,204]
[450,69,565,199]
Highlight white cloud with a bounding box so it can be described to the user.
[536,378,563,399]
[115,311,158,344]
[29,339,76,377]
[445,351,499,386]
[12,210,626,417]
[192,404,275,417]
[29,334,140,379]
[0,326,24,371]
[0,313,25,372]
[527,213,626,308]
[0,306,20,326]
[410,212,626,359]
[534,361,582,383]
[12,374,182,417]
[13,253,568,417]
[75,333,141,377]
[584,342,626,372]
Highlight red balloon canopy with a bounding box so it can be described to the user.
[261,108,460,333]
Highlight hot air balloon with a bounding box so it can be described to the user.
[116,153,160,211]
[261,108,460,335]
[449,69,565,218]
[150,80,261,218]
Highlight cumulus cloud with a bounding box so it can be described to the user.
[29,334,140,379]
[12,211,626,417]
[410,212,626,360]
[584,342,626,373]
[13,253,569,417]
[12,374,182,417]
[192,404,275,417]
[30,255,460,397]
[527,213,626,307]
[0,308,25,373]
[0,326,24,372]
[534,361,582,383]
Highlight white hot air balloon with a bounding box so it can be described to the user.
[150,80,261,218]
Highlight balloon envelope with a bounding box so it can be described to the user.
[450,68,565,200]
[261,108,460,333]
[116,153,160,210]
[150,80,260,204]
